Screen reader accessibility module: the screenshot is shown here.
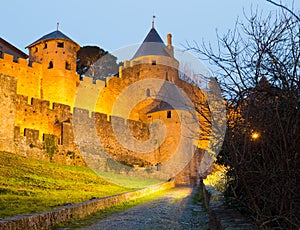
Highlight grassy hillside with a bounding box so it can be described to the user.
[0,152,136,218]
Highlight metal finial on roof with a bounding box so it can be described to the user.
[57,22,59,31]
[152,15,156,28]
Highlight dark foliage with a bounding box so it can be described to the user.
[76,46,119,81]
[188,8,300,229]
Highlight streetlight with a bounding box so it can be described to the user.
[251,131,260,140]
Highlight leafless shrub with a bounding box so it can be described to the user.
[187,7,300,229]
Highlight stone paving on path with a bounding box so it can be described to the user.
[78,187,209,230]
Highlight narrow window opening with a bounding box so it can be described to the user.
[57,42,64,48]
[48,61,53,69]
[65,61,71,70]
[44,43,47,49]
[35,47,38,52]
[146,88,150,97]
[152,60,156,65]
[167,111,171,118]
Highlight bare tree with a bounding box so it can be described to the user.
[266,0,300,21]
[187,8,300,229]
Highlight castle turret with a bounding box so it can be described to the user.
[111,22,180,122]
[26,29,80,107]
[131,23,178,69]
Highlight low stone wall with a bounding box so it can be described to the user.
[201,182,255,230]
[0,180,175,230]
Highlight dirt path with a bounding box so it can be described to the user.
[76,187,209,230]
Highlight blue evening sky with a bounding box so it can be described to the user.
[1,0,298,65]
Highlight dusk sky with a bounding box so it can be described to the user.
[1,0,299,69]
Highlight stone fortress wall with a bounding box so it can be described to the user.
[0,29,209,184]
[0,70,156,167]
[0,53,42,99]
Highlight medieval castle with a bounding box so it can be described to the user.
[0,23,209,185]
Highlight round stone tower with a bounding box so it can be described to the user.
[26,29,80,107]
[117,23,180,121]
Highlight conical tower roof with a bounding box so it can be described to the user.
[132,27,171,59]
[26,30,79,48]
[146,81,190,114]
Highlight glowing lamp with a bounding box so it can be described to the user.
[251,132,260,140]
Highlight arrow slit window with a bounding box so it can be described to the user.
[167,111,171,118]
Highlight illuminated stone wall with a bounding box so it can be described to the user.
[0,34,210,184]
[0,54,41,99]
[0,74,17,153]
[95,59,179,120]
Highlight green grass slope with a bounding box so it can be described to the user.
[0,152,133,218]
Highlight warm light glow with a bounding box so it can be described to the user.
[251,132,260,140]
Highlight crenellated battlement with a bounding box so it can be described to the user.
[0,26,207,184]
[13,89,148,141]
[80,74,106,87]
[0,53,42,70]
[0,50,181,119]
[1,52,195,144]
[15,94,71,113]
[0,53,42,99]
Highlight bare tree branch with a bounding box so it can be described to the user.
[266,0,300,21]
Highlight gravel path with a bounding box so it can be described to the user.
[79,187,209,230]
